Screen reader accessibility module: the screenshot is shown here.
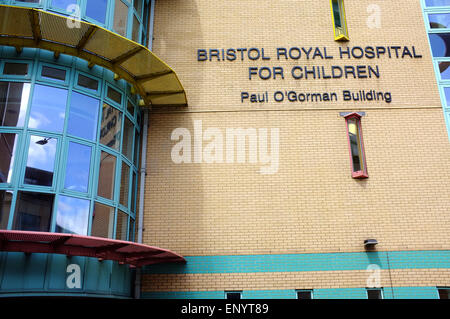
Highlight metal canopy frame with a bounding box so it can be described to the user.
[0,5,188,107]
[0,230,186,268]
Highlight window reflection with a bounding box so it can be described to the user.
[132,15,140,43]
[67,92,99,141]
[24,135,57,187]
[429,33,450,57]
[120,162,130,207]
[0,82,31,127]
[77,74,99,91]
[55,195,89,235]
[426,0,450,7]
[3,63,28,76]
[91,202,114,238]
[64,142,91,193]
[85,0,107,24]
[0,133,19,184]
[28,84,68,133]
[429,13,450,29]
[439,62,450,79]
[114,0,129,37]
[0,190,13,229]
[116,210,128,240]
[100,103,122,150]
[51,0,77,11]
[131,172,136,213]
[97,151,116,200]
[122,117,134,160]
[13,191,54,232]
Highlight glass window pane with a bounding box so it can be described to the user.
[67,92,99,141]
[100,103,122,150]
[127,100,135,116]
[64,142,91,193]
[77,74,99,91]
[24,135,57,187]
[429,33,450,57]
[426,0,450,7]
[332,0,342,28]
[429,13,450,29]
[51,0,77,10]
[29,84,68,133]
[116,210,128,240]
[13,191,54,232]
[114,0,129,37]
[134,0,143,17]
[0,82,31,127]
[41,66,66,82]
[0,133,19,184]
[122,117,134,160]
[97,151,116,200]
[131,171,136,213]
[128,218,134,242]
[438,288,450,299]
[120,162,130,207]
[132,15,140,42]
[107,86,122,105]
[367,289,382,299]
[55,195,89,235]
[297,291,312,299]
[85,0,107,24]
[347,119,362,172]
[134,130,140,167]
[439,62,450,79]
[0,190,13,229]
[3,63,28,76]
[444,87,450,106]
[91,202,114,238]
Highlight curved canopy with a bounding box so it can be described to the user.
[0,5,187,107]
[0,230,186,268]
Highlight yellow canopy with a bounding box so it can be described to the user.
[0,5,187,107]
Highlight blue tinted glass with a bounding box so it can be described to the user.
[51,0,77,10]
[67,92,99,141]
[24,136,57,187]
[429,13,450,29]
[444,87,450,106]
[55,195,90,235]
[426,0,450,7]
[86,0,108,24]
[28,85,68,133]
[429,33,450,57]
[64,142,91,193]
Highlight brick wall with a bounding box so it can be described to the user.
[140,0,450,297]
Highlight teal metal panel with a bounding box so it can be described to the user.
[243,290,297,299]
[314,288,367,299]
[392,287,439,299]
[144,250,450,274]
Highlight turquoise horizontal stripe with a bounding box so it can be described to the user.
[143,250,450,274]
[141,287,440,299]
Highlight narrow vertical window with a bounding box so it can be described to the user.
[344,113,368,179]
[296,290,313,299]
[330,0,349,41]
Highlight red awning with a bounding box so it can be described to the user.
[0,230,185,268]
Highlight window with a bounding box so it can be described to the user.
[97,151,116,200]
[367,288,383,299]
[85,0,108,24]
[0,190,13,229]
[0,133,19,184]
[330,0,349,41]
[0,82,31,127]
[296,290,313,299]
[429,33,450,57]
[225,291,242,300]
[114,0,129,37]
[120,162,130,207]
[55,195,90,235]
[77,74,99,92]
[24,135,57,187]
[344,113,368,179]
[116,209,128,240]
[91,202,115,239]
[12,191,54,232]
[426,0,450,7]
[41,65,67,82]
[64,142,91,193]
[28,84,68,133]
[3,63,29,76]
[438,287,450,299]
[67,92,100,141]
[100,103,122,150]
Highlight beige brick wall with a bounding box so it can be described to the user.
[140,0,450,294]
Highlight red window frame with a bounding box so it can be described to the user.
[344,113,368,179]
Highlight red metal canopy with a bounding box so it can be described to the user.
[0,230,185,268]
